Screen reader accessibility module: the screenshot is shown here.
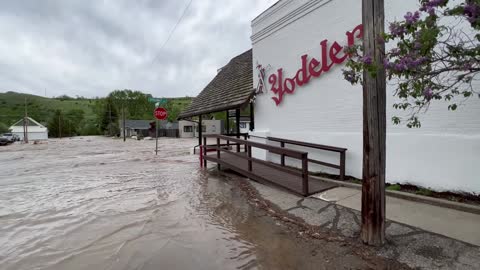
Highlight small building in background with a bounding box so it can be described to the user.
[158,121,179,138]
[119,120,154,137]
[239,116,251,134]
[9,117,48,140]
[119,120,180,138]
[178,119,223,138]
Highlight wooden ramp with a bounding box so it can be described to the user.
[202,135,338,196]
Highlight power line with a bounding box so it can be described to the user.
[152,0,194,64]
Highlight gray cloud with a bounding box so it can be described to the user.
[0,0,277,98]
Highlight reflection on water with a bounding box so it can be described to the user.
[0,137,381,270]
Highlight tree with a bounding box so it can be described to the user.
[164,100,181,122]
[107,89,152,120]
[48,110,72,138]
[0,122,11,134]
[343,0,480,127]
[97,97,119,136]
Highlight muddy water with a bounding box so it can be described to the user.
[0,137,385,270]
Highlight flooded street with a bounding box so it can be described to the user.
[0,137,396,270]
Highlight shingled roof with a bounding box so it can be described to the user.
[178,49,253,119]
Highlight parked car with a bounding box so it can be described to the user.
[1,133,20,142]
[0,137,10,146]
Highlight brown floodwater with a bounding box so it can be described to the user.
[0,137,395,270]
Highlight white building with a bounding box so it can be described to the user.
[179,119,223,138]
[239,116,251,134]
[251,0,480,193]
[9,117,48,141]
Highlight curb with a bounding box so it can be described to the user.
[311,176,480,216]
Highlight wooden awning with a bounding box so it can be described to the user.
[178,49,253,119]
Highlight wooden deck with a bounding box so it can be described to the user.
[204,151,337,196]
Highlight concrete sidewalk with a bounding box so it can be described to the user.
[312,187,480,246]
[245,179,480,270]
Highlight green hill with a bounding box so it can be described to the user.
[0,91,193,136]
[0,91,96,126]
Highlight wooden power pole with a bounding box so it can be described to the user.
[361,0,387,246]
[24,98,29,143]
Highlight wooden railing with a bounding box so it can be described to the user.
[268,136,347,181]
[202,134,310,195]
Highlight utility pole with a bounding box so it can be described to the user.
[24,98,28,143]
[59,112,62,139]
[361,0,387,246]
[109,103,112,136]
[122,102,126,142]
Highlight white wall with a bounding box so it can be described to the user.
[10,126,48,140]
[179,120,223,138]
[251,0,480,193]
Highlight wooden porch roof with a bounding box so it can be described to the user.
[178,49,253,119]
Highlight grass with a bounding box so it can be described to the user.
[0,91,96,125]
[415,188,433,197]
[386,184,401,191]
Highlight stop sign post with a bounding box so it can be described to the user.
[154,107,168,155]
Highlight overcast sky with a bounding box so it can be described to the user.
[0,0,277,98]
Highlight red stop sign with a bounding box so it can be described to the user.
[154,107,168,120]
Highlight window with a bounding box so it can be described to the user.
[239,122,247,129]
[183,126,193,133]
[196,125,206,132]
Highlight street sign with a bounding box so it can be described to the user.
[154,107,168,120]
[148,97,167,104]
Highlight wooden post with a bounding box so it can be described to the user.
[249,102,255,131]
[247,145,252,171]
[361,0,387,246]
[280,142,285,166]
[198,115,203,147]
[216,137,221,170]
[122,104,126,142]
[225,110,230,135]
[302,153,309,196]
[203,136,207,168]
[340,151,346,181]
[235,108,240,152]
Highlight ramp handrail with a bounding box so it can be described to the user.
[202,134,310,195]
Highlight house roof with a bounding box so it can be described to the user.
[178,49,254,119]
[11,117,46,128]
[120,120,153,130]
[158,121,179,129]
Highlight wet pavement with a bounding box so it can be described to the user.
[0,137,404,270]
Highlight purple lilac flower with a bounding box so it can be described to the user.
[420,0,447,15]
[389,48,401,56]
[361,54,373,65]
[389,22,405,36]
[414,41,422,49]
[404,11,421,24]
[423,88,433,100]
[462,62,473,71]
[463,1,480,24]
[383,59,395,70]
[343,70,357,84]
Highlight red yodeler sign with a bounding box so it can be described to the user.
[154,107,168,120]
[268,24,363,105]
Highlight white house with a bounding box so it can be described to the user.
[179,119,223,138]
[9,117,48,141]
[250,0,480,193]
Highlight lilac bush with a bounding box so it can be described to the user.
[343,0,480,127]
